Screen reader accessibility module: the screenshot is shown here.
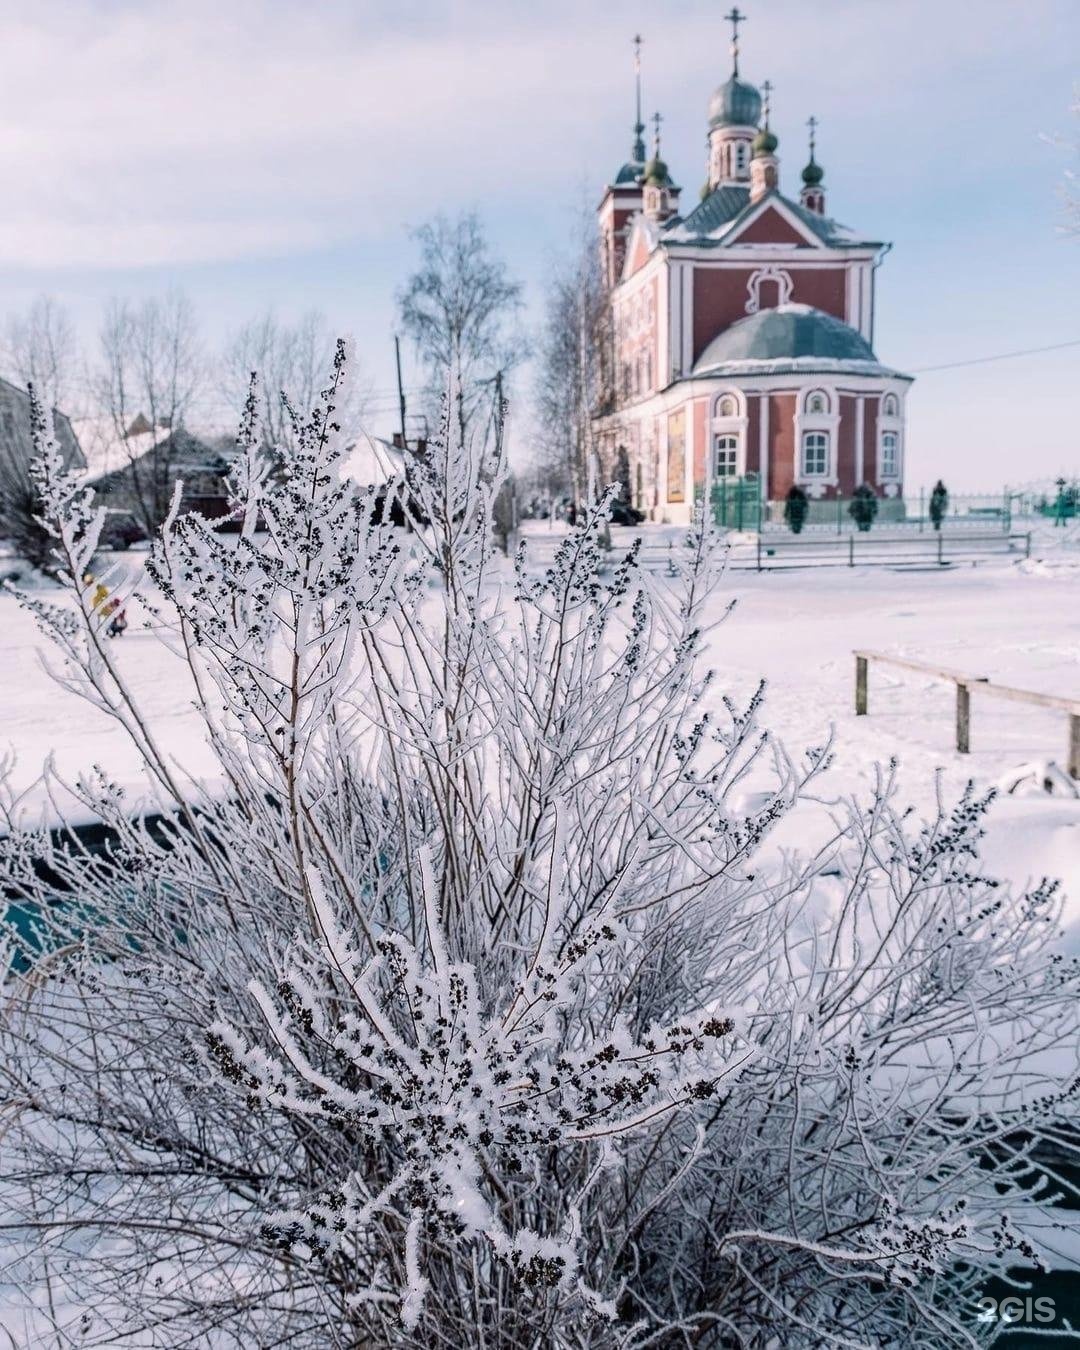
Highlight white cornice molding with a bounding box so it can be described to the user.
[662,247,879,265]
[595,370,910,426]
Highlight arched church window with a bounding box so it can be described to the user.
[882,393,898,418]
[714,434,739,477]
[801,430,830,477]
[805,389,829,415]
[881,431,899,478]
[717,395,737,418]
[735,142,748,173]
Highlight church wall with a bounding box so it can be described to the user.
[788,269,848,324]
[837,395,858,494]
[649,276,660,394]
[692,268,757,362]
[767,392,796,499]
[691,265,850,362]
[745,395,761,475]
[863,398,879,490]
[693,397,708,490]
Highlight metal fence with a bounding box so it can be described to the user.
[706,477,1078,536]
[632,530,1032,574]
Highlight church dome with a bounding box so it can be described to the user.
[644,155,672,187]
[708,75,762,129]
[752,126,778,156]
[802,157,824,186]
[613,159,644,185]
[694,305,878,372]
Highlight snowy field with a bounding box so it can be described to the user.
[2,514,1079,1343]
[3,518,1079,941]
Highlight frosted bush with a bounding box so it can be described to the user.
[0,350,1077,1347]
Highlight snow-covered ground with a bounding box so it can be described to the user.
[3,519,1079,938]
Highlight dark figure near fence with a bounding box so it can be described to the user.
[784,484,809,534]
[929,480,948,531]
[849,484,879,533]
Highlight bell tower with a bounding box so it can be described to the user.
[598,34,649,287]
[800,116,826,215]
[643,112,680,222]
[749,80,779,202]
[705,8,762,192]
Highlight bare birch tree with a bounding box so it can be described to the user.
[3,295,79,414]
[398,211,526,439]
[533,214,611,506]
[90,290,203,535]
[220,309,368,450]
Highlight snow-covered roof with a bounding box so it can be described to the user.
[72,417,174,481]
[692,305,913,381]
[662,186,880,249]
[339,435,405,487]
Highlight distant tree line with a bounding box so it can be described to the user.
[0,210,534,567]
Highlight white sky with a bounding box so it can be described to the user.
[0,0,1077,490]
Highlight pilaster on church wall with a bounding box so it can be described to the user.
[837,396,858,494]
[767,393,797,501]
[745,395,761,476]
[657,410,669,518]
[649,275,660,397]
[863,398,879,492]
[692,398,708,494]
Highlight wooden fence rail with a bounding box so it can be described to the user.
[854,649,1080,778]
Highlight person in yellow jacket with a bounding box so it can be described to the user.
[82,572,111,616]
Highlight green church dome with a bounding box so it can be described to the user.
[802,158,824,186]
[644,155,672,187]
[753,127,778,156]
[693,306,878,372]
[613,159,644,186]
[708,75,762,129]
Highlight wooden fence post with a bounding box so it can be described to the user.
[1069,714,1080,780]
[848,536,855,568]
[956,683,971,754]
[855,655,868,715]
[937,533,944,566]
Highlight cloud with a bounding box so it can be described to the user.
[2,0,1073,269]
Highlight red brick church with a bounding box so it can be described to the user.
[594,12,912,523]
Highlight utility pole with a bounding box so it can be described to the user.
[394,335,407,446]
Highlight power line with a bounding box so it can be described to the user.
[909,338,1080,374]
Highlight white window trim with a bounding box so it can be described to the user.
[745,266,794,316]
[709,389,748,486]
[794,391,840,488]
[712,432,742,479]
[800,430,831,478]
[878,425,902,481]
